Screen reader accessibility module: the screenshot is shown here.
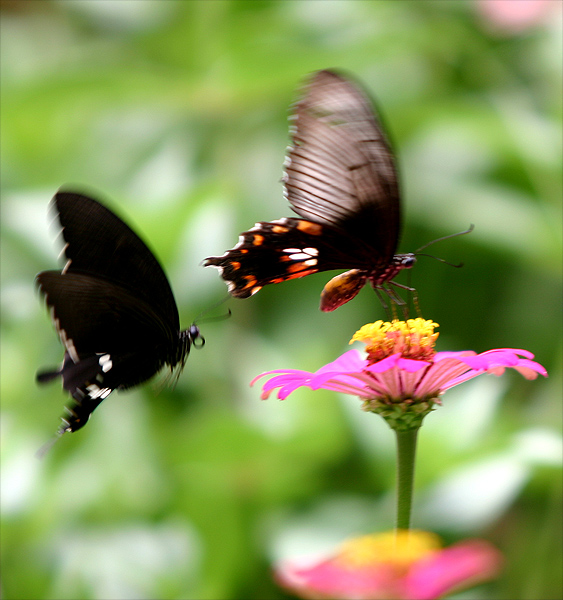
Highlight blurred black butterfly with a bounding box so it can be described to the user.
[205,69,470,312]
[37,190,204,435]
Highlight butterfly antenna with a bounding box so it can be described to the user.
[193,295,232,325]
[415,253,465,268]
[35,431,64,459]
[413,225,473,269]
[414,224,474,254]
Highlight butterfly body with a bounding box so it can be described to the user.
[37,191,203,434]
[204,69,414,311]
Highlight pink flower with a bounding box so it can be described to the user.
[476,0,556,35]
[275,530,503,600]
[252,320,547,429]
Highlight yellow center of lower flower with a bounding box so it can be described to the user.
[350,319,439,363]
[336,530,441,569]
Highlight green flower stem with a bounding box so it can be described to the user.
[394,427,419,530]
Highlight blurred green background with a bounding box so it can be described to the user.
[1,1,561,599]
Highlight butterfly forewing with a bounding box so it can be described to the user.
[54,191,180,331]
[285,69,400,251]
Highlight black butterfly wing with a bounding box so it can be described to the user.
[53,191,180,332]
[37,271,176,357]
[37,271,179,433]
[284,69,400,261]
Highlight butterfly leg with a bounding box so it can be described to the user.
[387,281,423,319]
[374,287,393,319]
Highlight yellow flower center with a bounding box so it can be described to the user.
[350,319,439,363]
[336,530,441,570]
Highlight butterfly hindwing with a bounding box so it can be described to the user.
[37,271,176,356]
[205,217,380,298]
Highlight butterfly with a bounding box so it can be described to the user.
[37,190,204,435]
[204,69,419,312]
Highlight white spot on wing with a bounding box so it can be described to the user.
[57,242,69,261]
[52,309,79,364]
[85,383,111,400]
[207,264,224,274]
[283,247,319,262]
[59,327,79,363]
[61,259,72,275]
[289,253,311,261]
[98,353,113,373]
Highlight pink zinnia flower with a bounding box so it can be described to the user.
[253,319,547,430]
[275,529,503,600]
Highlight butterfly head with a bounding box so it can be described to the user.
[397,254,416,269]
[176,324,204,368]
[188,324,205,348]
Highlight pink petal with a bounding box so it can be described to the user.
[275,558,400,600]
[364,353,403,372]
[442,350,547,388]
[256,371,314,400]
[514,364,546,380]
[309,370,367,389]
[316,349,366,374]
[355,372,395,397]
[433,351,477,361]
[251,369,311,388]
[310,377,374,398]
[396,357,432,373]
[512,357,547,378]
[373,367,403,399]
[405,540,503,600]
[481,348,535,359]
[414,359,472,397]
[399,367,429,398]
[449,349,542,373]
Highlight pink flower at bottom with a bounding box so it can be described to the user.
[275,530,503,600]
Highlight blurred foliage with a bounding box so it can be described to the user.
[1,1,561,599]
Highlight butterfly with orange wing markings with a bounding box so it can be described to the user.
[204,69,417,312]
